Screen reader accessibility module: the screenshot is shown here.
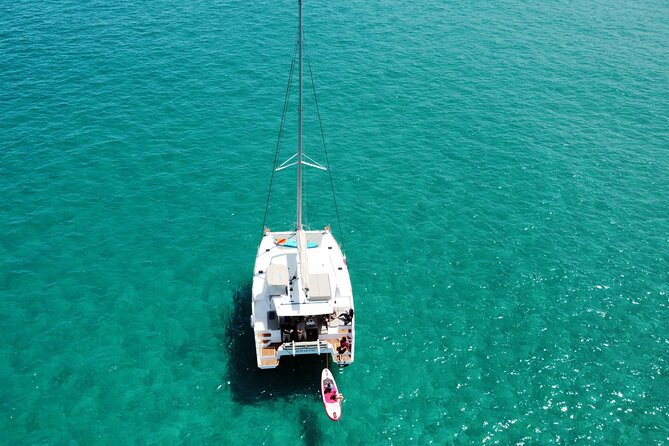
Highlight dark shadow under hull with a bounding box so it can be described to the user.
[220,280,327,405]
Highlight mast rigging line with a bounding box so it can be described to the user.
[306,50,346,253]
[261,41,298,241]
[261,38,347,254]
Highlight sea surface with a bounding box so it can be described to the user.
[1,0,668,444]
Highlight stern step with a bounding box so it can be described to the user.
[260,357,279,367]
[255,331,273,348]
[259,344,279,367]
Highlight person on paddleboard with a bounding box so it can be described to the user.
[323,379,343,401]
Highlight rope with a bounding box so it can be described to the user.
[305,50,347,253]
[260,40,299,241]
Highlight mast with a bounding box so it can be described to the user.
[296,0,310,293]
[296,0,304,230]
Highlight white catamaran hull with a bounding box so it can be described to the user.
[252,229,354,369]
[251,0,355,370]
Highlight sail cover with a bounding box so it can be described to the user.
[298,229,310,292]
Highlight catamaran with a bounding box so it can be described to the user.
[250,0,355,369]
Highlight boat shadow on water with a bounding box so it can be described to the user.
[221,280,326,406]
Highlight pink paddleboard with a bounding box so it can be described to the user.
[320,368,342,421]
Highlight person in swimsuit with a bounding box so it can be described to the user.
[324,378,343,402]
[338,309,354,325]
[338,336,349,354]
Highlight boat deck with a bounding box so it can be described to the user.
[252,229,355,368]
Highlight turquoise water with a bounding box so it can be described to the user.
[2,0,668,443]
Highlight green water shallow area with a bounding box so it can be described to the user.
[1,0,668,444]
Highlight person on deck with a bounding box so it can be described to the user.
[338,336,349,354]
[338,309,354,325]
[296,319,307,341]
[282,327,293,343]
